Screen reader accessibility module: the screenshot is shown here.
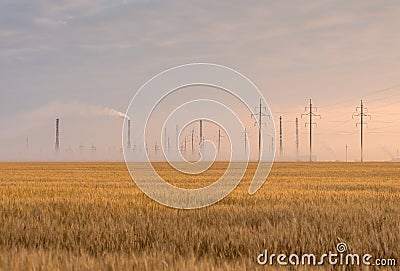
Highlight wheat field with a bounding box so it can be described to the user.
[0,162,399,270]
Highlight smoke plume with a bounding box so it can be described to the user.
[23,101,130,120]
[102,107,130,120]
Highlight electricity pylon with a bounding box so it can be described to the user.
[251,99,270,159]
[301,99,321,162]
[353,100,371,162]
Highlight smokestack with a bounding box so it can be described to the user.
[55,118,60,151]
[127,119,131,149]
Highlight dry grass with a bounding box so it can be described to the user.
[0,162,399,270]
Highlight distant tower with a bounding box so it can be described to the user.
[175,125,179,151]
[279,116,283,157]
[164,127,167,150]
[127,119,131,149]
[191,129,195,154]
[296,118,299,160]
[55,118,60,151]
[199,120,203,150]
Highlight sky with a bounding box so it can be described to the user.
[0,0,399,161]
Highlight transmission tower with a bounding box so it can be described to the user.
[251,99,270,158]
[279,116,283,157]
[243,128,248,155]
[216,128,225,157]
[55,118,60,151]
[353,100,371,162]
[301,99,321,162]
[154,141,159,155]
[199,120,203,150]
[164,127,167,150]
[295,118,299,160]
[127,119,131,149]
[191,129,195,154]
[175,125,179,151]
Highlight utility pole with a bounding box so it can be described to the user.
[271,137,274,154]
[353,100,371,162]
[295,118,299,160]
[243,128,248,155]
[154,142,159,155]
[26,137,29,150]
[279,116,283,158]
[164,127,167,151]
[251,99,270,158]
[199,120,203,150]
[301,99,321,162]
[345,144,348,163]
[218,129,221,154]
[127,119,131,149]
[215,128,225,160]
[175,125,179,151]
[55,118,60,151]
[191,129,195,154]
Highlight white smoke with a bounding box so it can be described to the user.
[23,101,130,120]
[102,107,130,120]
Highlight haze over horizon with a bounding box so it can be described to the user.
[1,0,399,162]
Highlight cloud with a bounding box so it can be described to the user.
[0,0,399,161]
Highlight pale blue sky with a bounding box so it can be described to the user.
[1,0,399,161]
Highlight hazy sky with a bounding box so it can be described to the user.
[0,0,399,161]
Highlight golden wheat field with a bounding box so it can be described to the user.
[0,162,399,270]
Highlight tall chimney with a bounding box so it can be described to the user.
[127,119,131,149]
[55,118,60,151]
